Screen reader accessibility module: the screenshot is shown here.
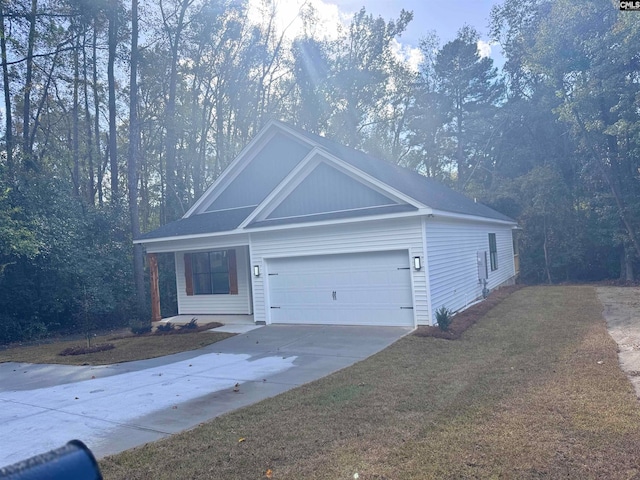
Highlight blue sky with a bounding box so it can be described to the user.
[331,0,500,45]
[247,0,505,68]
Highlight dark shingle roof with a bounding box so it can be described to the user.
[137,122,514,242]
[291,124,514,223]
[136,207,254,241]
[248,204,417,229]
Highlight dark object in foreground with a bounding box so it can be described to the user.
[414,285,523,340]
[0,440,102,480]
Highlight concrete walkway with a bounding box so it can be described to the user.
[0,325,410,467]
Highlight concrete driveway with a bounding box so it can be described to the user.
[0,324,410,467]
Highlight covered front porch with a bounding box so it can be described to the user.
[146,241,254,323]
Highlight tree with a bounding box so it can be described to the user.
[160,0,195,222]
[431,26,503,189]
[0,1,13,179]
[128,0,145,319]
[107,0,119,201]
[326,8,413,148]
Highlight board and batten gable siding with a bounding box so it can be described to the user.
[250,217,428,325]
[175,246,252,315]
[425,217,515,322]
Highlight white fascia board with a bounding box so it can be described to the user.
[245,208,430,233]
[184,121,280,217]
[237,147,324,228]
[141,234,250,253]
[429,208,518,226]
[136,209,434,249]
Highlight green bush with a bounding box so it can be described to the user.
[155,322,175,333]
[130,322,152,335]
[179,318,198,330]
[435,306,452,331]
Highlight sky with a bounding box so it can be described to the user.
[248,0,505,69]
[329,0,499,44]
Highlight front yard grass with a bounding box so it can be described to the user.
[0,327,234,366]
[100,286,640,479]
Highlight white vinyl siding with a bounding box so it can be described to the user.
[425,218,515,322]
[175,246,251,314]
[250,217,428,326]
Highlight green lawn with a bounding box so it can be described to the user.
[100,286,640,479]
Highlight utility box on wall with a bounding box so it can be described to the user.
[477,251,488,282]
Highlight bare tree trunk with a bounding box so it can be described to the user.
[543,216,552,284]
[93,22,103,206]
[108,0,118,201]
[72,31,80,197]
[0,2,13,178]
[82,30,95,205]
[23,0,37,166]
[621,244,634,282]
[128,0,146,319]
[161,0,193,221]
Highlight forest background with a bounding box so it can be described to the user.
[1,0,638,342]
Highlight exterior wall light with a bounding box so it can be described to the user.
[253,265,260,277]
[413,256,422,271]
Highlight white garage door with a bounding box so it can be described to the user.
[267,250,414,326]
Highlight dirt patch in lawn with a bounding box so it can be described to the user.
[101,286,640,479]
[414,284,523,339]
[597,286,640,398]
[0,324,234,366]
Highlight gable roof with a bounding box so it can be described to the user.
[285,123,513,223]
[136,120,514,242]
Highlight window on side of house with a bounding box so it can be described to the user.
[192,250,231,295]
[489,233,498,271]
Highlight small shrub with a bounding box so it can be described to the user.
[436,306,452,331]
[155,322,175,333]
[179,318,198,330]
[130,323,152,335]
[59,343,115,356]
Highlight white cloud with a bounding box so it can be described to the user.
[391,39,424,72]
[477,39,492,58]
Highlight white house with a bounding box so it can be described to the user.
[135,120,519,327]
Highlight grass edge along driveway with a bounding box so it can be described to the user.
[101,286,640,480]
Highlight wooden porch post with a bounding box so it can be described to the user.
[148,253,161,322]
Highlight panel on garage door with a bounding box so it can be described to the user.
[267,250,414,326]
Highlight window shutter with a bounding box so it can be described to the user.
[184,253,194,296]
[228,249,238,295]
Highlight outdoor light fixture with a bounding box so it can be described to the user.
[413,256,422,271]
[254,265,260,277]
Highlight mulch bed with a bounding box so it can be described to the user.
[57,322,225,357]
[59,343,115,356]
[151,321,223,335]
[414,284,524,340]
